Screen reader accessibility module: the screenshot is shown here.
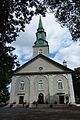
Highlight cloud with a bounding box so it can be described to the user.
[53,40,80,69]
[12,13,80,69]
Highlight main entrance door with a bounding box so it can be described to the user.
[59,96,64,104]
[38,93,44,104]
[19,96,24,104]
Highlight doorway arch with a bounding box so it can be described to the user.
[38,93,44,104]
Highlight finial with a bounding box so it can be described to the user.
[63,60,67,67]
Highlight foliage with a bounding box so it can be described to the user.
[72,67,80,102]
[43,0,80,41]
[74,67,80,73]
[0,87,9,103]
[0,0,46,103]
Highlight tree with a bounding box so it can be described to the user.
[0,87,9,104]
[72,67,80,103]
[43,0,80,41]
[0,0,46,103]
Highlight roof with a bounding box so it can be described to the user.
[37,16,44,31]
[35,16,47,46]
[14,54,72,74]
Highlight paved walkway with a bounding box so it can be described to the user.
[0,106,80,120]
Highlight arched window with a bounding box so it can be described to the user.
[19,81,25,90]
[57,80,63,89]
[38,80,44,90]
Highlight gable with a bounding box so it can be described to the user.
[15,54,72,74]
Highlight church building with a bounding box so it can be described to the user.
[10,17,75,107]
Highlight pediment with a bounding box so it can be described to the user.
[15,54,71,74]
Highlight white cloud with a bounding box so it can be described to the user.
[12,13,80,69]
[53,40,80,69]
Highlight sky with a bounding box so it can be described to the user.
[12,13,80,70]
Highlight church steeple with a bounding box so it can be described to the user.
[33,17,49,57]
[35,16,48,46]
[38,16,44,31]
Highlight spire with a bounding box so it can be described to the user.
[33,16,49,57]
[34,16,48,47]
[38,16,44,30]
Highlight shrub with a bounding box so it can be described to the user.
[26,104,29,108]
[10,103,13,108]
[49,104,53,108]
[32,101,37,105]
[54,101,57,104]
[13,102,16,104]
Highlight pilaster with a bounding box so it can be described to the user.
[67,74,75,104]
[29,76,35,107]
[10,76,16,103]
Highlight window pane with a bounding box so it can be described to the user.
[58,80,63,89]
[20,81,24,90]
[38,80,44,90]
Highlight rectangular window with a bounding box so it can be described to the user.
[19,81,25,91]
[38,80,44,90]
[58,80,63,89]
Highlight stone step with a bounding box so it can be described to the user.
[8,103,71,108]
[32,104,69,108]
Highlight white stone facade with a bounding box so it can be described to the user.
[10,17,75,106]
[10,69,75,106]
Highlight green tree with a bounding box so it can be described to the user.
[0,87,9,104]
[0,0,46,103]
[43,0,80,41]
[72,67,80,103]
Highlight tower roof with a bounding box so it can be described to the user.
[38,16,43,29]
[34,16,48,47]
[37,16,44,32]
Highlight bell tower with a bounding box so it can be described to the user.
[33,17,49,57]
